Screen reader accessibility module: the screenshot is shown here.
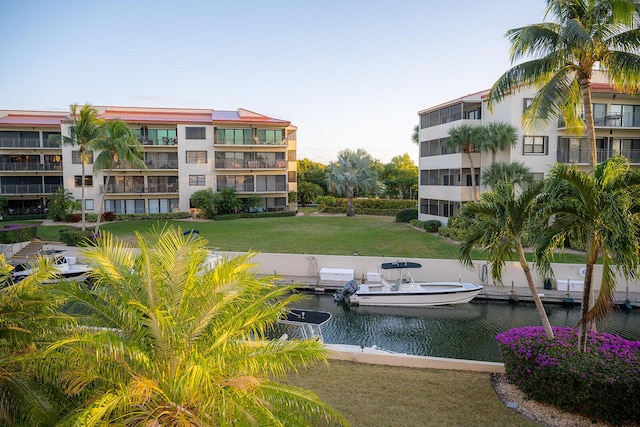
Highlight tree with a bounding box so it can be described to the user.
[457,182,555,339]
[297,158,327,194]
[41,227,347,425]
[297,180,323,206]
[214,187,243,214]
[92,119,146,233]
[326,148,378,217]
[412,124,419,145]
[487,0,640,172]
[60,104,106,230]
[0,255,69,426]
[536,157,640,350]
[190,188,216,218]
[47,188,81,222]
[445,124,482,201]
[380,154,418,199]
[481,161,534,190]
[479,121,519,164]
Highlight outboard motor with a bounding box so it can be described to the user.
[333,279,358,302]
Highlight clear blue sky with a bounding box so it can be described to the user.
[0,0,546,164]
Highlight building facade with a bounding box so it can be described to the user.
[0,106,297,216]
[417,70,640,224]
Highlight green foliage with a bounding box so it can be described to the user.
[112,212,190,221]
[425,220,442,232]
[47,188,81,222]
[410,219,426,229]
[101,211,116,222]
[297,181,324,205]
[190,188,217,218]
[320,198,416,216]
[0,224,38,244]
[498,327,640,425]
[0,197,7,214]
[326,148,378,216]
[58,228,98,246]
[213,188,243,214]
[317,195,337,208]
[395,208,418,223]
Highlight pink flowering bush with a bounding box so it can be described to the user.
[497,326,640,425]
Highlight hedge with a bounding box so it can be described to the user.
[58,228,99,247]
[0,224,38,244]
[213,211,297,220]
[319,198,417,217]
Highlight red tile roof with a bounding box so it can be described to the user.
[0,114,65,126]
[100,110,211,124]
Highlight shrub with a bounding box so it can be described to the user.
[497,326,640,425]
[190,188,217,218]
[409,219,426,229]
[58,228,99,246]
[66,214,81,223]
[0,224,38,244]
[101,211,116,222]
[425,220,441,232]
[395,208,418,223]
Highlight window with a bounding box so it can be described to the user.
[84,199,94,210]
[215,128,252,145]
[75,175,93,187]
[523,98,534,113]
[189,175,206,186]
[186,150,207,163]
[256,129,284,144]
[186,127,206,139]
[523,136,548,154]
[72,150,93,164]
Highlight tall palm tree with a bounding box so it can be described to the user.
[326,148,378,216]
[481,161,534,190]
[479,122,519,164]
[487,0,640,171]
[457,182,555,339]
[42,227,347,425]
[445,124,482,201]
[61,104,106,230]
[536,157,640,350]
[92,119,146,234]
[0,255,69,426]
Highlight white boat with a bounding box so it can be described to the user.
[11,250,92,282]
[333,260,484,307]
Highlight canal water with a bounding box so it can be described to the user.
[291,294,640,363]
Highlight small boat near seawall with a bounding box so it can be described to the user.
[333,260,483,307]
[10,250,92,282]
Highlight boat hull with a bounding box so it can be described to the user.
[349,282,483,307]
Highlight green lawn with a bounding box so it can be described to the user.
[25,214,585,262]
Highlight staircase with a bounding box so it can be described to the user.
[10,240,46,262]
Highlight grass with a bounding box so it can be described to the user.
[285,360,539,427]
[27,215,583,263]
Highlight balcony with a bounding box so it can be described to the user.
[140,137,178,146]
[103,184,178,194]
[0,162,62,171]
[559,112,640,128]
[0,138,40,148]
[215,159,287,169]
[111,161,177,170]
[0,184,61,194]
[557,149,640,164]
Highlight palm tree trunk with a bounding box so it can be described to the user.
[516,243,554,339]
[81,148,86,231]
[94,168,112,234]
[578,237,599,351]
[346,187,355,217]
[466,152,478,201]
[579,74,597,172]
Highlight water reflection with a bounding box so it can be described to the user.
[291,294,640,362]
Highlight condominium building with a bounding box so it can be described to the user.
[417,70,640,224]
[0,106,297,216]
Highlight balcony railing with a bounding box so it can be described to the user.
[559,112,640,128]
[111,161,177,170]
[0,162,62,171]
[557,149,640,164]
[214,160,287,169]
[214,139,287,146]
[104,184,178,193]
[140,137,178,146]
[0,184,61,194]
[0,138,40,148]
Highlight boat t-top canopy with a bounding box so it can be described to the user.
[380,261,422,270]
[280,309,331,326]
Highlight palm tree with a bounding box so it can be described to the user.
[297,180,323,206]
[479,122,519,164]
[445,124,482,201]
[42,227,347,425]
[326,148,378,216]
[481,161,534,190]
[457,182,555,339]
[92,119,146,234]
[412,124,419,145]
[61,104,106,230]
[487,0,640,171]
[536,157,640,350]
[0,255,69,426]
